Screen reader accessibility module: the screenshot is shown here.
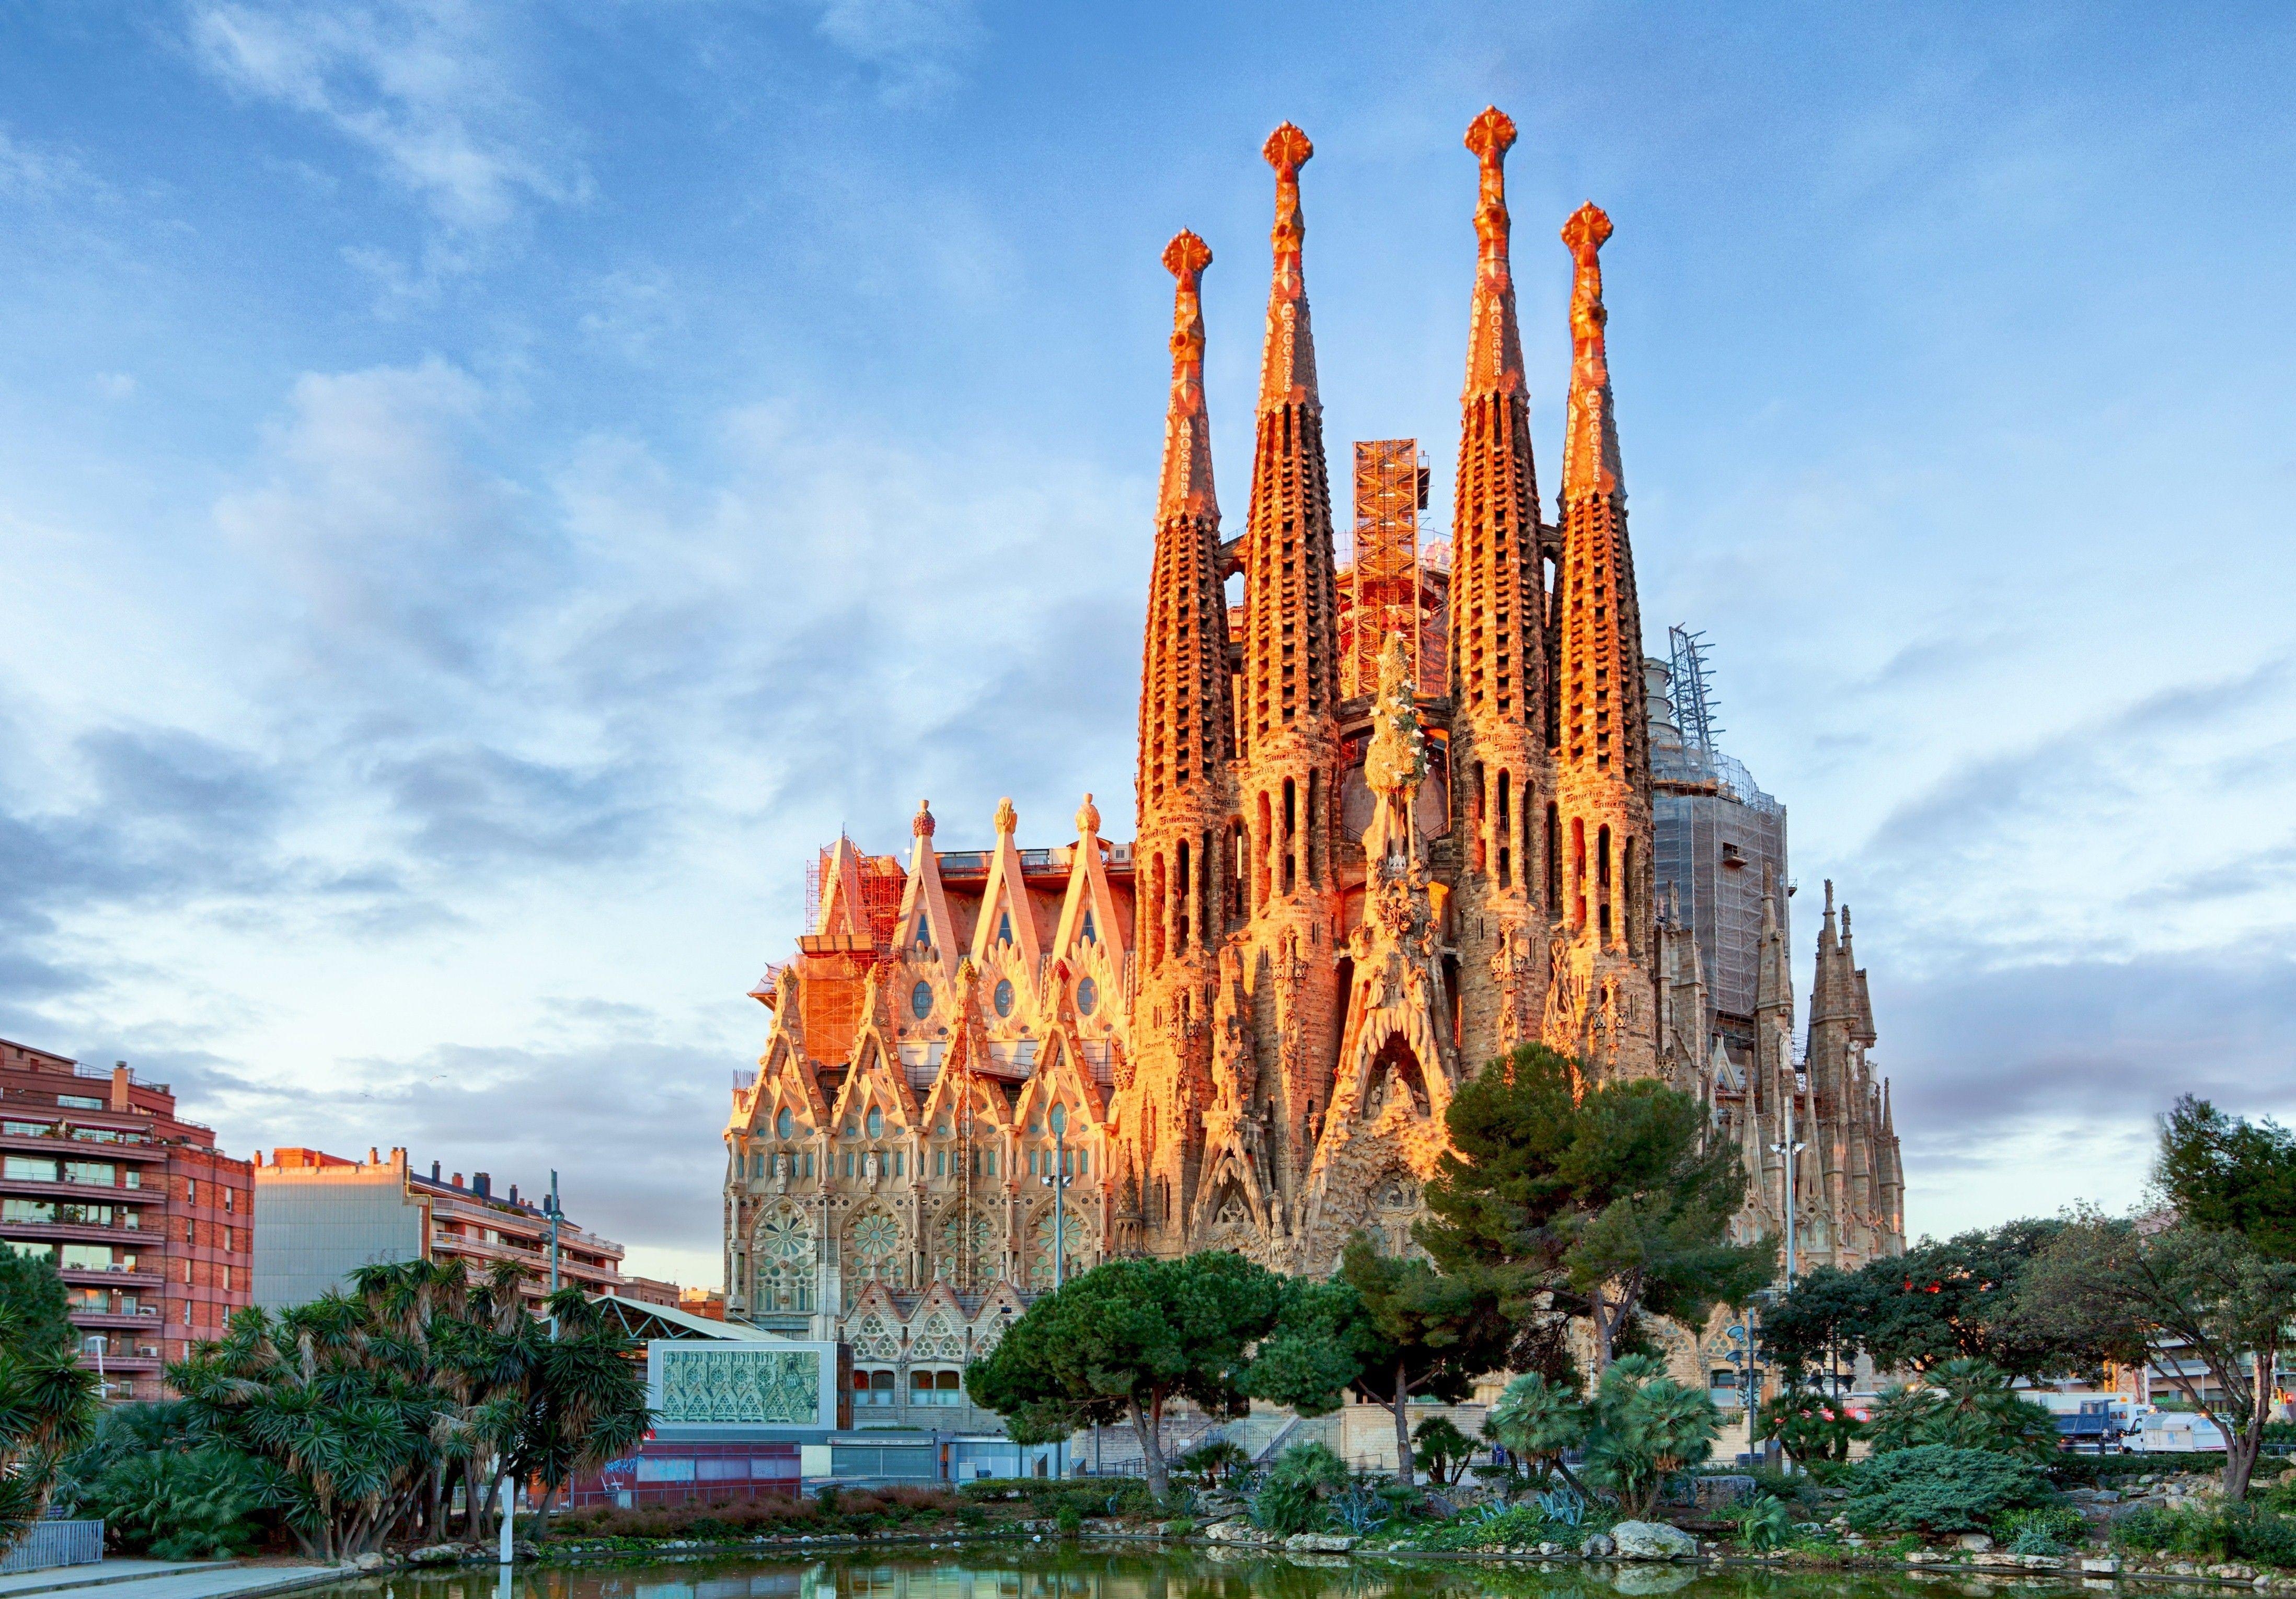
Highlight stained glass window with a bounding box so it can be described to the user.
[910,981,933,1019]
[1076,976,1097,1015]
[994,979,1014,1017]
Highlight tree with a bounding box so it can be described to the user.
[965,1251,1285,1499]
[2024,1213,2296,1501]
[1420,1043,1773,1370]
[1757,1265,1875,1384]
[1485,1371,1589,1495]
[1756,1392,1861,1464]
[1858,1358,2057,1461]
[1855,1220,2096,1378]
[0,1249,75,1357]
[2156,1096,2296,1259]
[1411,1416,1475,1486]
[1248,1235,1514,1487]
[512,1288,650,1537]
[0,1304,100,1555]
[1580,1354,1719,1515]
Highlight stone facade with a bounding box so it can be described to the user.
[721,111,1905,1385]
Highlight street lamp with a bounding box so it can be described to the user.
[1770,1070,1808,1283]
[1041,1105,1071,1288]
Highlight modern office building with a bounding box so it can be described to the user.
[0,1038,253,1401]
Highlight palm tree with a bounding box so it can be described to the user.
[0,1306,100,1554]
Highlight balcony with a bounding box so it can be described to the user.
[0,1125,167,1160]
[68,1302,160,1326]
[59,1264,161,1289]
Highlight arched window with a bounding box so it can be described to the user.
[994,978,1015,1017]
[866,1106,884,1139]
[910,981,933,1019]
[776,1106,794,1139]
[1076,976,1098,1015]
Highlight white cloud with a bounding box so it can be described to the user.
[799,0,982,102]
[186,0,587,240]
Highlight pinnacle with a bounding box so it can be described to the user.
[1262,122,1313,172]
[1157,227,1218,523]
[1162,228,1212,279]
[1256,121,1319,413]
[1465,106,1516,164]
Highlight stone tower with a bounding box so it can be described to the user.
[1446,107,1552,1069]
[1543,202,1658,1080]
[1224,123,1345,1249]
[1128,229,1232,1255]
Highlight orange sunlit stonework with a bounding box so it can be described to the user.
[720,113,1907,1395]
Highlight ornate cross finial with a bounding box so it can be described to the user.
[1466,107,1516,259]
[1157,230,1217,523]
[993,796,1018,838]
[1256,122,1319,412]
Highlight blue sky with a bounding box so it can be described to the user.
[3,2,2292,1287]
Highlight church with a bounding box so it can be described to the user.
[720,111,1905,1407]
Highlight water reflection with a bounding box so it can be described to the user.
[336,1548,2109,1599]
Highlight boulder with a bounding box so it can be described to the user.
[1693,1476,1756,1513]
[1582,1532,1617,1558]
[2081,1558,2121,1575]
[1205,1520,1268,1546]
[1611,1522,1698,1560]
[1956,1533,1994,1552]
[1283,1533,1358,1553]
[352,1554,389,1573]
[406,1545,469,1567]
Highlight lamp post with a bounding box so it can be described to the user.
[1770,1070,1808,1284]
[546,1170,562,1338]
[1042,1106,1070,1288]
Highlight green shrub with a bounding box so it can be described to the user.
[1842,1444,2055,1535]
[2116,1504,2296,1570]
[76,1444,271,1559]
[1995,1504,2087,1555]
[1732,1496,1794,1552]
[1252,1441,1349,1534]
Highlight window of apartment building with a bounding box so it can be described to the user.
[4,1155,57,1181]
[185,1179,197,1207]
[64,1161,115,1187]
[222,1187,234,1211]
[853,1370,897,1406]
[5,1240,60,1264]
[58,1243,112,1270]
[2,1198,55,1222]
[72,1127,121,1143]
[57,1203,112,1226]
[4,1120,51,1136]
[57,1095,103,1110]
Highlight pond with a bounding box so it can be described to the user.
[307,1548,2109,1599]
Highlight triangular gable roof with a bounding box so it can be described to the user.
[1051,794,1129,970]
[816,835,870,939]
[895,801,961,977]
[830,1021,922,1130]
[970,797,1045,969]
[1013,1025,1109,1130]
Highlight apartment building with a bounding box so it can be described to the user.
[253,1145,676,1310]
[0,1039,253,1401]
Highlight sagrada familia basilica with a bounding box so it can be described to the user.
[722,112,1906,1388]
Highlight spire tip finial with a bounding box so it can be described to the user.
[1562,200,1613,263]
[1162,228,1212,280]
[1465,105,1516,165]
[1262,122,1313,172]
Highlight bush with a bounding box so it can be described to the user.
[1252,1442,1350,1534]
[550,1486,962,1543]
[1401,1502,1562,1551]
[77,1445,271,1559]
[2115,1504,2296,1569]
[1732,1496,1794,1552]
[1842,1444,2055,1535]
[1995,1504,2088,1555]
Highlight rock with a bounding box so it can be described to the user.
[1956,1533,1994,1552]
[2081,1558,2121,1575]
[353,1554,390,1572]
[1906,1550,1941,1564]
[406,1545,469,1567]
[1582,1532,1618,1558]
[1538,1542,1562,1556]
[1694,1476,1756,1512]
[1612,1566,1699,1594]
[1611,1521,1698,1560]
[1205,1520,1268,1546]
[2021,1556,2064,1571]
[1283,1533,1358,1552]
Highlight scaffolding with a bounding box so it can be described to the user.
[1343,439,1429,698]
[802,840,908,955]
[1668,624,1722,755]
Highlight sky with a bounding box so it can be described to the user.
[2,3,2293,1290]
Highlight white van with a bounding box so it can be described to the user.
[2124,1408,2228,1453]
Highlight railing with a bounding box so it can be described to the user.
[0,1517,105,1575]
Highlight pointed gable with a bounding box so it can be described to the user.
[1051,793,1131,969]
[895,800,962,978]
[970,797,1046,970]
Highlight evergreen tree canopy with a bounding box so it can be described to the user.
[2157,1096,2296,1260]
[0,1249,75,1357]
[1421,1042,1772,1367]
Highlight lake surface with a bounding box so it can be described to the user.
[303,1547,2109,1599]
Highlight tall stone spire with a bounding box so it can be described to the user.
[1233,121,1343,1244]
[1543,199,1656,1080]
[1447,106,1551,1066]
[1137,229,1233,979]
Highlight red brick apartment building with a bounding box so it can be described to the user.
[0,1038,252,1401]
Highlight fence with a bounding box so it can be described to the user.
[1,1519,105,1575]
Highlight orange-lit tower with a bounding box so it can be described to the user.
[1130,228,1232,1247]
[1543,201,1657,1078]
[1446,107,1552,1065]
[1234,123,1344,1218]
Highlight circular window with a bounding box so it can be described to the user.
[775,1107,794,1139]
[994,978,1014,1017]
[910,981,933,1020]
[1075,976,1097,1016]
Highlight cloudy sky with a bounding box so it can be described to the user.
[3,3,2292,1287]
